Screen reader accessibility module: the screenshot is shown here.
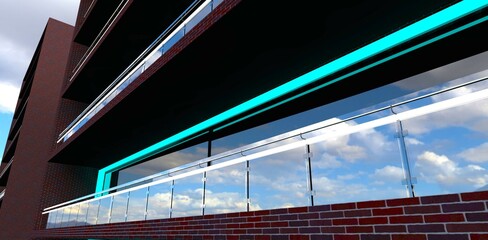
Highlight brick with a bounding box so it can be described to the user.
[360,234,391,240]
[466,212,488,222]
[289,207,309,214]
[334,235,360,240]
[308,205,331,212]
[387,198,420,207]
[374,225,406,233]
[357,200,386,209]
[389,215,423,224]
[427,234,469,240]
[332,203,357,210]
[299,213,320,220]
[255,222,270,228]
[345,210,372,217]
[299,227,321,234]
[254,210,271,216]
[321,226,346,233]
[270,222,288,228]
[280,228,299,234]
[290,235,310,240]
[333,218,359,226]
[407,224,445,233]
[424,213,464,223]
[404,205,441,214]
[359,217,388,225]
[373,207,404,216]
[420,194,460,204]
[346,226,374,233]
[309,219,332,226]
[446,223,488,232]
[311,235,333,240]
[471,234,488,240]
[320,211,344,219]
[263,228,280,234]
[271,235,289,240]
[280,214,299,221]
[461,191,488,201]
[392,234,426,240]
[289,221,309,227]
[442,202,486,212]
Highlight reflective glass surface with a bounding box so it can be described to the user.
[86,200,99,225]
[171,170,203,218]
[127,187,148,222]
[97,197,112,224]
[110,193,128,223]
[146,182,172,220]
[204,162,247,214]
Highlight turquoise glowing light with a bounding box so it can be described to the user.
[96,0,488,194]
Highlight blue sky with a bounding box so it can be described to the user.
[0,0,79,158]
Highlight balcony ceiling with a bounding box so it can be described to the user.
[51,0,488,168]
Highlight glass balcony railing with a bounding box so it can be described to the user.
[44,74,488,228]
[58,0,222,143]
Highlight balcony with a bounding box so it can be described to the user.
[44,74,488,227]
[63,0,198,103]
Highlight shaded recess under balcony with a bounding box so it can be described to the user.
[64,0,198,103]
[51,0,488,169]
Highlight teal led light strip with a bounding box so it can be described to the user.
[96,0,488,194]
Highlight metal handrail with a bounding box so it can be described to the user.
[44,75,488,212]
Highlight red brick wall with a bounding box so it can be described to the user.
[34,191,488,239]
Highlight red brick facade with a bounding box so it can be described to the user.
[35,191,488,239]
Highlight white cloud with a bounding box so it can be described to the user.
[405,137,424,145]
[458,142,488,163]
[415,151,488,189]
[371,165,404,185]
[0,81,20,113]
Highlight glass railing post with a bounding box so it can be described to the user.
[305,144,315,206]
[246,160,250,212]
[201,171,207,216]
[144,186,150,220]
[169,180,175,218]
[95,199,101,225]
[108,195,114,223]
[395,120,416,197]
[125,192,130,222]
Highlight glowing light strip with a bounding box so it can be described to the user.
[45,85,488,214]
[96,0,488,193]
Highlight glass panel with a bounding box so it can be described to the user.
[46,211,56,229]
[204,162,246,215]
[147,182,172,220]
[185,3,212,32]
[54,209,63,228]
[110,193,128,223]
[164,28,184,53]
[310,121,406,205]
[127,187,148,222]
[146,49,163,67]
[59,206,71,228]
[249,143,309,210]
[86,199,99,225]
[97,197,112,224]
[67,204,80,227]
[172,170,203,218]
[401,94,488,196]
[76,202,88,226]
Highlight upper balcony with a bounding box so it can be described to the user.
[64,0,198,103]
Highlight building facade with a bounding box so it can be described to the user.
[1,0,488,239]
